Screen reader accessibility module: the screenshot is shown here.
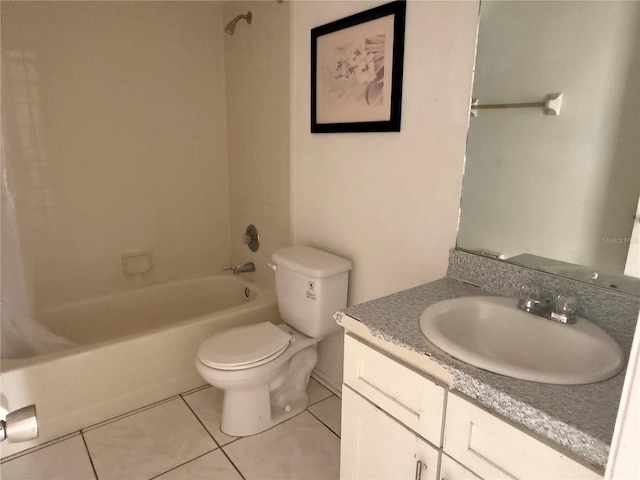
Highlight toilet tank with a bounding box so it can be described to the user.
[272,246,351,338]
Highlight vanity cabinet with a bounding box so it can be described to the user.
[341,334,445,479]
[341,333,603,480]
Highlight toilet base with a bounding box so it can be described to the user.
[221,388,309,437]
[220,345,318,436]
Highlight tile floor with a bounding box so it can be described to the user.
[0,378,342,480]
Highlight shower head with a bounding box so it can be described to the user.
[225,11,252,36]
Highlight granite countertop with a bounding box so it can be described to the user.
[339,277,627,471]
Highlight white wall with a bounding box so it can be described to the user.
[1,2,231,309]
[292,0,479,388]
[458,1,640,274]
[292,0,478,306]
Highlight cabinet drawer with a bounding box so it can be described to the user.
[440,454,482,480]
[341,386,440,480]
[444,394,602,480]
[343,335,446,446]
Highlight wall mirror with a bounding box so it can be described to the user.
[457,1,640,296]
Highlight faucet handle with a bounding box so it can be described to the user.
[551,294,578,324]
[517,284,544,311]
[518,283,541,302]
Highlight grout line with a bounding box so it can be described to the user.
[0,431,81,464]
[221,436,241,447]
[179,396,223,448]
[307,381,335,406]
[80,431,100,480]
[179,396,246,480]
[307,392,335,407]
[147,448,219,480]
[310,373,342,398]
[307,378,336,407]
[180,383,210,397]
[306,408,341,440]
[82,395,180,433]
[219,446,247,480]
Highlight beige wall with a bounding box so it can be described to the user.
[224,1,292,290]
[2,2,231,309]
[292,0,478,305]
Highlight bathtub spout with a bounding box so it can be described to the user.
[232,262,255,275]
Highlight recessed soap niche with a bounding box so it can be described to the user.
[122,251,153,276]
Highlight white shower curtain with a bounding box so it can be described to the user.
[1,157,74,359]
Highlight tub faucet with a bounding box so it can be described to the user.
[231,262,255,275]
[517,284,578,324]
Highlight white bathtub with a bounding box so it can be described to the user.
[0,275,279,458]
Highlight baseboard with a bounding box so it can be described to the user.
[311,370,342,398]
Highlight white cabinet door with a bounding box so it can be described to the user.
[341,386,440,480]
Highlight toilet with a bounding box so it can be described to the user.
[195,245,351,437]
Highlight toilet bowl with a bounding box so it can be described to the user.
[195,246,351,437]
[196,322,319,436]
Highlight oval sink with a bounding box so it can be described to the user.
[419,296,624,385]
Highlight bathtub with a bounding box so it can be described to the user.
[0,274,279,458]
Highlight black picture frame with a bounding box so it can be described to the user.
[311,1,406,133]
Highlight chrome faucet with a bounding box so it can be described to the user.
[231,262,255,275]
[517,284,578,324]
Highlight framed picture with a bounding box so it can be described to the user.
[311,1,406,133]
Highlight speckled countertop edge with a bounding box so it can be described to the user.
[339,276,638,470]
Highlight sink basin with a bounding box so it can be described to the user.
[419,296,624,384]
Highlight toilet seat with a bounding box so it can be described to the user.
[198,322,292,371]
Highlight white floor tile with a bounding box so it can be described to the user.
[154,450,242,480]
[83,398,216,480]
[308,396,342,436]
[182,387,237,446]
[5,380,342,480]
[307,377,333,405]
[223,411,340,480]
[0,435,95,480]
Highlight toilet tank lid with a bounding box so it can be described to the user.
[272,246,352,278]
